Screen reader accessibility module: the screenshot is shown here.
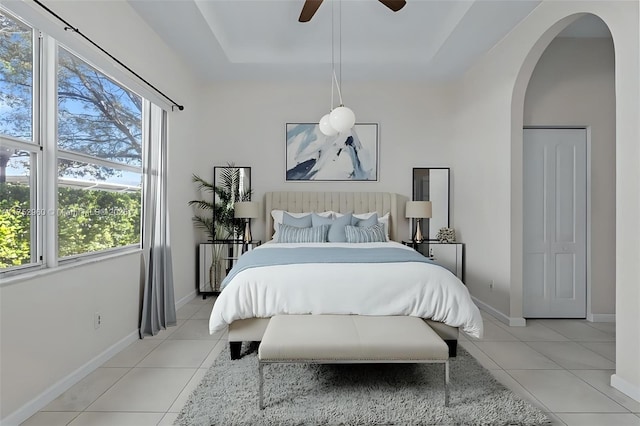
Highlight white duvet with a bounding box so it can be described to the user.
[208,241,483,338]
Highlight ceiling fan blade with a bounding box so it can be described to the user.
[379,0,406,12]
[299,0,324,22]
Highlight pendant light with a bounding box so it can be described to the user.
[319,0,355,136]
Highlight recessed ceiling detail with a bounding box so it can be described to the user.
[127,0,609,83]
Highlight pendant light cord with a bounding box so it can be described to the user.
[330,0,344,106]
[339,0,342,104]
[330,0,335,110]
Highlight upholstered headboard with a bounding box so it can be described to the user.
[264,191,407,242]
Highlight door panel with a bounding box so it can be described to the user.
[523,128,587,318]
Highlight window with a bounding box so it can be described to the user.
[56,48,142,258]
[0,10,39,270]
[1,8,145,274]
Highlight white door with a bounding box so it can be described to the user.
[523,128,587,318]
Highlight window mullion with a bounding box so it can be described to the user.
[41,34,58,268]
[57,150,142,174]
[32,30,42,265]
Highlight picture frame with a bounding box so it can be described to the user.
[285,123,378,181]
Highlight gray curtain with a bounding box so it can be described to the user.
[140,102,176,337]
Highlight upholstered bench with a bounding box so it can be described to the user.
[257,314,450,409]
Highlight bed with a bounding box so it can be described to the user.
[208,191,483,359]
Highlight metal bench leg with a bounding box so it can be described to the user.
[258,362,264,410]
[444,361,450,407]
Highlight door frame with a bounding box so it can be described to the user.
[523,125,592,319]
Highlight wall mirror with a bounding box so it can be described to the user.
[213,165,251,239]
[412,167,450,240]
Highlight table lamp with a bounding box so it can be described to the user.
[234,201,260,244]
[405,201,432,243]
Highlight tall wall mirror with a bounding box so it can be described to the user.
[213,165,251,240]
[412,167,450,240]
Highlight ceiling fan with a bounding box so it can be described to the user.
[298,0,406,22]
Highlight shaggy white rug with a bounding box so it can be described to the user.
[175,343,550,425]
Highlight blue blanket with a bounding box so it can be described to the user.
[220,246,434,290]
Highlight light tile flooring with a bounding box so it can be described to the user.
[22,299,640,426]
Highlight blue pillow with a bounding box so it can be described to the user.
[276,224,329,243]
[352,212,378,228]
[282,211,312,228]
[344,223,387,243]
[311,212,353,242]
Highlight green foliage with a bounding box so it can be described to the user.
[0,183,30,267]
[58,187,141,258]
[0,182,141,268]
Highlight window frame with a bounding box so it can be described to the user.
[0,7,145,278]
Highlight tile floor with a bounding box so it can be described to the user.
[21,298,640,426]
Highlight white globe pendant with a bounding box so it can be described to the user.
[319,113,338,136]
[329,106,356,133]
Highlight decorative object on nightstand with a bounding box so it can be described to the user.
[405,201,432,243]
[234,201,260,244]
[436,227,456,243]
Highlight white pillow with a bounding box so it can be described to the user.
[335,211,390,240]
[270,210,333,241]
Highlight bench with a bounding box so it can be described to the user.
[257,315,450,409]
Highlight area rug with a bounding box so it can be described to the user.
[175,343,550,426]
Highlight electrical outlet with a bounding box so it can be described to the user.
[94,312,102,329]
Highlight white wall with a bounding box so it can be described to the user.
[451,0,639,401]
[0,1,202,422]
[0,253,141,421]
[197,81,457,242]
[523,37,616,316]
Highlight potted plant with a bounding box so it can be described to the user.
[189,164,251,291]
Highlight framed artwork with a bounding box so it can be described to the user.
[285,123,378,181]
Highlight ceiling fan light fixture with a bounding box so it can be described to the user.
[319,113,339,136]
[329,105,356,133]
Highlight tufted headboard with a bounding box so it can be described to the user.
[264,191,407,242]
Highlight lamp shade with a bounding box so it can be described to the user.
[405,201,432,219]
[319,113,338,136]
[329,105,356,133]
[234,201,260,219]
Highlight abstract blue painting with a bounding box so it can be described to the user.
[286,123,378,181]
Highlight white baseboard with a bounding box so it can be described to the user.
[471,296,526,327]
[1,330,139,426]
[611,374,640,403]
[587,313,616,323]
[175,290,197,310]
[2,292,198,426]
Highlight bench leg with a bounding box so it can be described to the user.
[258,362,264,410]
[444,361,450,407]
[230,342,241,360]
[444,339,457,357]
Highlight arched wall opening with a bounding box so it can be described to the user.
[510,14,616,321]
[508,6,639,401]
[450,1,638,401]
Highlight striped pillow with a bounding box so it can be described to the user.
[344,223,387,243]
[277,224,330,243]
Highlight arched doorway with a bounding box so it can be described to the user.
[521,17,615,319]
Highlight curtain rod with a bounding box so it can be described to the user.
[32,0,185,111]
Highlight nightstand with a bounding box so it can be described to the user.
[198,240,261,297]
[402,240,464,281]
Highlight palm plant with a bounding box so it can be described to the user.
[189,164,252,292]
[188,164,252,242]
[188,174,216,241]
